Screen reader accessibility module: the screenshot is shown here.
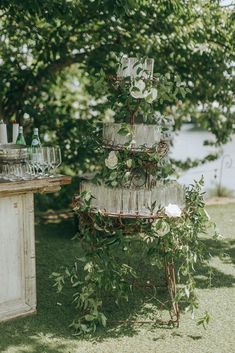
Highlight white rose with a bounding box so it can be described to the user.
[124,171,131,178]
[105,151,118,170]
[126,159,132,168]
[165,203,182,217]
[151,88,158,101]
[146,87,158,103]
[130,79,148,99]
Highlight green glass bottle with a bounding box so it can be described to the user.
[16,126,26,145]
[31,128,41,147]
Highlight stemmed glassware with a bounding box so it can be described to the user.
[0,146,62,180]
[27,146,62,178]
[47,146,62,176]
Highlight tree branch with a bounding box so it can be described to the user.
[38,53,86,78]
[22,52,87,96]
[22,41,116,95]
[0,103,5,121]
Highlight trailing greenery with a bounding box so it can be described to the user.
[52,178,217,334]
[0,203,235,351]
[50,45,218,335]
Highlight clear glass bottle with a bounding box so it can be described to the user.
[31,128,41,147]
[16,126,26,145]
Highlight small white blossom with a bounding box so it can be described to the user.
[23,113,30,119]
[219,114,227,123]
[105,151,118,170]
[72,101,79,109]
[103,108,115,123]
[165,204,182,217]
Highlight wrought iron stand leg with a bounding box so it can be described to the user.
[164,256,180,327]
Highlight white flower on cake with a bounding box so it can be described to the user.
[165,204,182,217]
[105,151,118,170]
[130,79,158,102]
[151,88,158,100]
[126,159,132,168]
[130,79,148,99]
[146,87,158,103]
[124,171,131,178]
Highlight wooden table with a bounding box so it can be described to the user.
[0,176,71,323]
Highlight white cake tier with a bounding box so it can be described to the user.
[103,123,166,151]
[80,181,185,217]
[117,57,154,78]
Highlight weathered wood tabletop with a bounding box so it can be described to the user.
[0,175,72,195]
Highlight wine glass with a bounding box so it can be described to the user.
[27,147,39,177]
[36,147,53,177]
[27,147,46,178]
[54,146,62,170]
[48,146,62,176]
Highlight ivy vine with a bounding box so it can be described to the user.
[52,178,217,334]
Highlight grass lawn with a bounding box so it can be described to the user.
[0,203,235,353]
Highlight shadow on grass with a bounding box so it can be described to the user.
[194,238,235,289]
[0,220,77,353]
[0,219,234,351]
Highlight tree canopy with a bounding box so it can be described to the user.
[0,0,234,174]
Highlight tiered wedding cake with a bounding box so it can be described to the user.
[80,58,185,217]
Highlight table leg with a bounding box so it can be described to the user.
[0,193,36,322]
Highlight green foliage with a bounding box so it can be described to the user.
[0,203,234,349]
[197,311,211,330]
[97,65,189,124]
[96,146,174,187]
[53,178,217,334]
[92,60,181,186]
[0,1,234,176]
